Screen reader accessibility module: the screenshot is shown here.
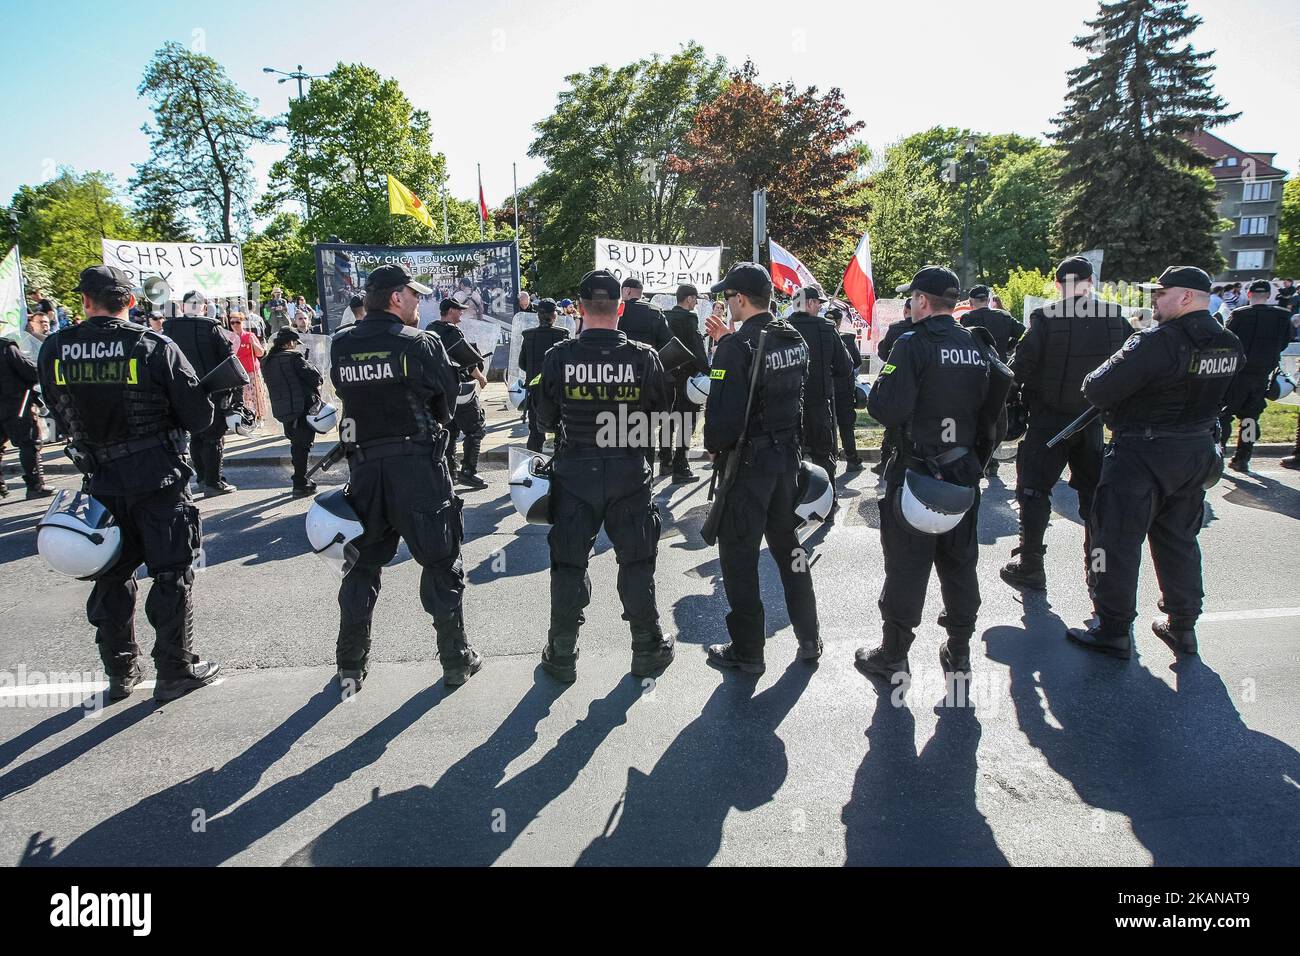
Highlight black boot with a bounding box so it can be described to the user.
[1281,416,1300,470]
[1066,624,1132,659]
[541,632,579,683]
[1000,546,1047,590]
[291,479,318,498]
[630,628,675,677]
[854,645,910,680]
[1152,619,1198,656]
[706,642,765,674]
[107,664,143,702]
[457,469,488,490]
[939,640,971,675]
[154,661,222,702]
[437,614,482,686]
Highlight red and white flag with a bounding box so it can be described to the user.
[842,229,876,333]
[478,180,488,222]
[769,238,817,296]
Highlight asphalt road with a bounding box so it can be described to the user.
[0,455,1297,866]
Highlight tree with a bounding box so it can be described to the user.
[865,138,958,292]
[132,42,274,243]
[527,43,727,292]
[1052,0,1237,279]
[972,148,1066,284]
[9,170,144,304]
[1276,178,1300,278]
[672,61,867,283]
[241,212,313,299]
[259,63,449,248]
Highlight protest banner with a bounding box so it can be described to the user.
[101,240,246,304]
[1,246,26,341]
[594,238,722,294]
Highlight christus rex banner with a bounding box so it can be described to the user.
[594,238,722,294]
[101,240,246,302]
[1,246,27,341]
[314,241,520,358]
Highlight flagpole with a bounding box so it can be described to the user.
[442,186,449,243]
[477,163,485,241]
[512,162,519,237]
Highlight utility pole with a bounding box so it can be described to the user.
[752,188,767,264]
[954,135,988,289]
[263,64,326,220]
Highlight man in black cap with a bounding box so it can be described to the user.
[329,263,482,689]
[658,283,710,482]
[0,324,52,499]
[788,285,853,502]
[163,290,239,495]
[961,284,1025,361]
[830,307,865,471]
[617,277,673,467]
[262,327,324,496]
[702,262,821,673]
[428,298,488,490]
[38,265,221,702]
[1219,279,1294,473]
[856,266,995,682]
[518,297,570,452]
[341,294,365,329]
[872,290,913,476]
[1000,256,1131,591]
[1067,266,1245,660]
[532,269,676,683]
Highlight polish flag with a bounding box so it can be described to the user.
[478,182,489,222]
[769,238,817,296]
[842,230,876,334]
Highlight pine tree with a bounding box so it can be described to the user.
[1052,0,1237,280]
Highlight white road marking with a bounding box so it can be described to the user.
[1199,607,1300,623]
[0,680,152,699]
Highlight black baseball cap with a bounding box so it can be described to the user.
[1139,266,1213,294]
[1055,256,1094,282]
[579,270,622,301]
[273,327,301,345]
[365,263,432,295]
[73,265,133,296]
[900,266,961,300]
[968,284,991,300]
[801,284,827,301]
[348,294,364,309]
[439,297,464,316]
[536,297,557,313]
[676,283,699,299]
[620,277,643,291]
[1248,280,1272,294]
[709,262,773,300]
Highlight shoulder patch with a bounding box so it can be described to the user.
[880,363,896,375]
[710,368,726,380]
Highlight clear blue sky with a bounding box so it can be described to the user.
[1,0,1295,225]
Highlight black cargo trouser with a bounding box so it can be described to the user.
[0,411,43,487]
[716,442,820,661]
[190,391,231,485]
[547,448,662,651]
[802,400,838,487]
[447,395,486,475]
[658,387,699,471]
[1218,373,1270,464]
[87,480,203,680]
[835,387,860,464]
[337,450,469,672]
[1087,436,1218,637]
[1015,411,1104,570]
[282,416,317,483]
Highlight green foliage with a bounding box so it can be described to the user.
[133,41,274,243]
[994,268,1055,321]
[18,255,56,301]
[973,149,1065,284]
[1277,178,1300,278]
[527,43,727,293]
[1052,0,1235,279]
[241,212,313,299]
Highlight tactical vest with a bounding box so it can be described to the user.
[618,300,668,349]
[428,320,479,383]
[751,320,809,440]
[330,322,438,446]
[1034,298,1129,415]
[262,348,314,420]
[521,324,569,381]
[1109,314,1243,430]
[897,319,990,453]
[552,333,656,448]
[51,322,176,452]
[1229,305,1293,373]
[161,315,229,379]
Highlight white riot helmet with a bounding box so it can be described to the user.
[455,381,477,406]
[508,452,553,525]
[36,490,123,580]
[225,406,256,436]
[306,488,365,577]
[1267,368,1296,401]
[506,377,527,411]
[686,373,711,406]
[794,460,834,522]
[306,401,338,434]
[895,469,976,535]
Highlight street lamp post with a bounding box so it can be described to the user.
[957,135,989,289]
[263,64,326,220]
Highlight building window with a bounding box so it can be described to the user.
[1242,181,1273,202]
[1239,216,1270,236]
[1235,250,1265,271]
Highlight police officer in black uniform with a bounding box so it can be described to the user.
[702,262,822,673]
[961,284,1025,361]
[1000,256,1130,591]
[831,307,865,471]
[427,298,488,490]
[1068,266,1245,659]
[533,269,676,683]
[658,283,710,482]
[1219,279,1294,474]
[163,291,238,495]
[262,327,324,496]
[0,333,52,499]
[856,266,992,681]
[38,266,221,702]
[617,278,673,467]
[518,297,570,453]
[329,264,481,689]
[872,292,912,476]
[788,285,853,495]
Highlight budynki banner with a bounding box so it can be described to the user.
[594,237,723,294]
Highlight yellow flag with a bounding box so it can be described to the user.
[387,174,436,230]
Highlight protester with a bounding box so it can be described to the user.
[229,313,270,425]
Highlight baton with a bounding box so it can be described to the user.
[1046,407,1101,449]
